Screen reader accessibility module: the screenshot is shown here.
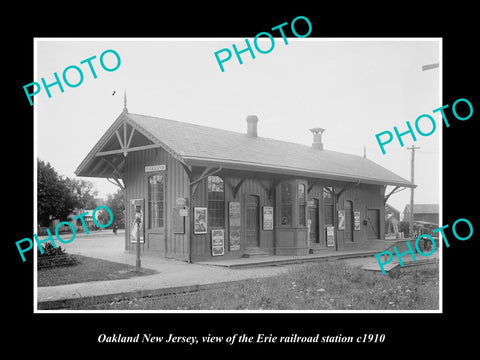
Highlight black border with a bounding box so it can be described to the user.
[7,4,478,354]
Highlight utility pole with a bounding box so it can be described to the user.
[407,145,420,237]
[404,62,436,237]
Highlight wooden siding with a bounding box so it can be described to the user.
[307,182,385,251]
[190,175,274,261]
[123,153,387,261]
[336,183,384,249]
[124,147,190,261]
[190,175,386,260]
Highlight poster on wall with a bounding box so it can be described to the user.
[354,211,361,231]
[338,210,345,230]
[230,230,240,251]
[263,206,274,230]
[130,198,145,243]
[212,229,225,256]
[194,207,207,234]
[229,202,241,251]
[326,226,335,247]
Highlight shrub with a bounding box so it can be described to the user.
[37,243,79,269]
[38,242,65,257]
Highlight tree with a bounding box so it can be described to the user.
[64,177,98,210]
[106,188,125,228]
[37,159,75,227]
[84,197,99,210]
[37,159,99,227]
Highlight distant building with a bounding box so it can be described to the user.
[38,198,107,235]
[403,204,439,225]
[402,204,439,235]
[73,199,107,231]
[81,209,98,230]
[385,203,400,235]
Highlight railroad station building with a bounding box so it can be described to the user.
[75,102,413,262]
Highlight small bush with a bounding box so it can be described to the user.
[38,242,65,257]
[37,243,79,269]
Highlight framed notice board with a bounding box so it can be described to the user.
[130,198,145,243]
[194,207,207,234]
[338,210,345,230]
[263,206,274,230]
[354,211,361,231]
[212,229,225,256]
[229,202,241,251]
[326,226,335,247]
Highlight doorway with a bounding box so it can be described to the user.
[245,195,260,248]
[367,209,380,239]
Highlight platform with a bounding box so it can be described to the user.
[197,249,381,268]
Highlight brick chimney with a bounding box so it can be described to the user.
[310,127,325,150]
[246,115,258,137]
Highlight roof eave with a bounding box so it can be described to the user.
[183,156,415,188]
[74,112,128,177]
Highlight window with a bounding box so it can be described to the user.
[298,183,306,226]
[208,176,225,228]
[323,186,332,199]
[148,174,164,228]
[280,183,292,225]
[323,186,334,226]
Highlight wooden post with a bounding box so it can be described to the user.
[136,221,141,270]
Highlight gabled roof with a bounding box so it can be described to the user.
[403,204,439,214]
[75,111,414,188]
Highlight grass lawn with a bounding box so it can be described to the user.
[75,260,439,311]
[37,255,157,287]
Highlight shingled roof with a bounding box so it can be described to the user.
[75,111,414,188]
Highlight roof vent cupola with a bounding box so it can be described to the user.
[310,127,325,150]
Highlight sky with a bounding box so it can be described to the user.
[35,38,440,216]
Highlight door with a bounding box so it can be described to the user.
[147,173,166,253]
[308,198,319,243]
[245,195,260,248]
[367,209,380,239]
[344,200,353,242]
